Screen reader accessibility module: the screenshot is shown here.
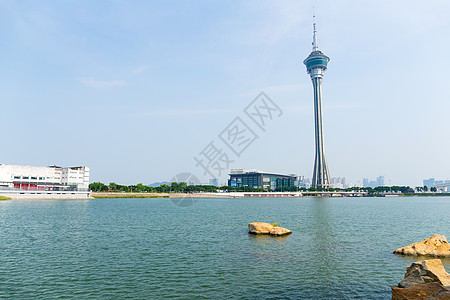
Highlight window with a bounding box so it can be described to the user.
[22,176,29,180]
[14,176,20,179]
[31,177,37,180]
[39,177,45,180]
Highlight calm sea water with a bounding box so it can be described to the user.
[0,197,449,299]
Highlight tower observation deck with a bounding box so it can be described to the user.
[303,15,331,189]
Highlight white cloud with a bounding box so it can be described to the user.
[88,103,230,117]
[134,65,148,73]
[139,108,227,117]
[80,77,126,88]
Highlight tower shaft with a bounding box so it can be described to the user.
[311,76,330,188]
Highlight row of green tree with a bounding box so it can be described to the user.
[89,182,435,194]
[90,182,217,193]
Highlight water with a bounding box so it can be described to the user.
[0,197,449,299]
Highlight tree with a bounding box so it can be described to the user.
[89,182,108,192]
[108,182,119,191]
[159,184,170,193]
[135,183,146,192]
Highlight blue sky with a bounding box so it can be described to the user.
[1,0,450,186]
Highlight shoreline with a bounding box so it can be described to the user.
[91,192,450,199]
[91,192,236,198]
[1,191,449,200]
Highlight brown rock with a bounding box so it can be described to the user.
[269,227,292,236]
[248,222,274,234]
[392,282,450,300]
[394,234,450,257]
[398,259,450,288]
[392,259,450,299]
[248,222,292,236]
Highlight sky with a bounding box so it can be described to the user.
[1,0,450,187]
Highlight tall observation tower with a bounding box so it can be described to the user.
[303,14,331,189]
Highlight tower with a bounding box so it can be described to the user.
[303,14,331,189]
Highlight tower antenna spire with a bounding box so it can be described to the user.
[312,8,318,51]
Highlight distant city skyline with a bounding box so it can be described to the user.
[1,1,450,186]
[362,176,385,188]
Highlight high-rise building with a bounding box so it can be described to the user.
[423,178,436,187]
[331,177,347,189]
[209,178,219,186]
[363,176,385,188]
[303,14,331,188]
[376,176,385,186]
[363,178,369,187]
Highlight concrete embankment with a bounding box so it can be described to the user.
[0,191,236,200]
[91,192,235,198]
[0,190,91,200]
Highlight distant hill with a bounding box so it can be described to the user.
[148,181,171,187]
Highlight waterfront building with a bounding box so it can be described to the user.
[297,175,307,188]
[303,14,331,188]
[228,169,298,190]
[304,178,311,188]
[0,164,90,197]
[346,182,363,188]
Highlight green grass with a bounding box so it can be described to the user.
[0,196,11,200]
[92,195,169,199]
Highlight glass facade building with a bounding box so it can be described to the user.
[228,169,297,190]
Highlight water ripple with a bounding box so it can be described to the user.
[0,197,449,299]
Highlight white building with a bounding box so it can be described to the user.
[0,164,90,192]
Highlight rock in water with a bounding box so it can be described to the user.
[398,259,450,288]
[248,222,274,234]
[394,234,450,257]
[392,259,450,300]
[392,282,450,300]
[269,227,292,236]
[248,222,292,236]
